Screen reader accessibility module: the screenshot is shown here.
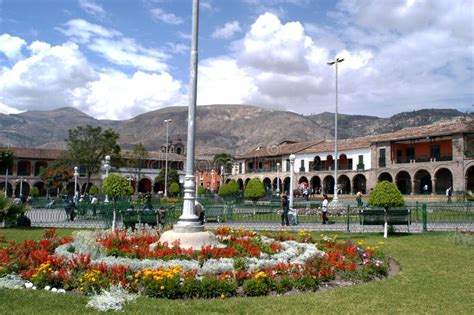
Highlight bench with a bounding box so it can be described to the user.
[204,205,226,223]
[121,208,166,230]
[359,208,411,232]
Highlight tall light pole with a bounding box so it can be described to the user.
[73,166,79,203]
[276,162,280,195]
[289,154,295,208]
[164,119,172,198]
[2,130,15,198]
[174,0,202,231]
[103,155,110,203]
[327,57,344,202]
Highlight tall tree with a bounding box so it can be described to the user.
[126,143,149,194]
[0,150,15,174]
[212,153,233,170]
[65,125,120,189]
[154,168,179,193]
[39,162,73,197]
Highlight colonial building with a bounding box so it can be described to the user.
[231,118,474,197]
[0,146,219,197]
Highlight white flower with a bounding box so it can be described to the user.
[51,288,58,292]
[24,282,33,289]
[44,286,51,291]
[86,285,138,312]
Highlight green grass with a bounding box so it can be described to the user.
[1,228,473,314]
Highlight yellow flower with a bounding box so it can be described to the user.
[320,234,324,237]
[220,293,225,299]
[160,285,165,290]
[254,271,267,279]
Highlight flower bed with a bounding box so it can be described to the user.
[0,227,389,300]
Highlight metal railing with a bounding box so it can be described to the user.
[5,197,473,231]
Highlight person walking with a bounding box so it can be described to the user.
[322,194,329,224]
[281,195,290,226]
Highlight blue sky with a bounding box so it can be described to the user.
[0,0,472,120]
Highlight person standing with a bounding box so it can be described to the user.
[281,195,289,226]
[446,187,452,203]
[356,191,363,208]
[322,194,329,224]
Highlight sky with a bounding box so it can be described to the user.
[0,0,473,120]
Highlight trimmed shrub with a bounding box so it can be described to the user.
[368,181,405,209]
[244,178,266,202]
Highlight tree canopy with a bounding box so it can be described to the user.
[219,179,240,198]
[154,168,180,191]
[368,181,405,209]
[244,178,266,202]
[39,162,73,195]
[0,150,15,173]
[213,153,233,172]
[101,173,129,201]
[65,125,120,187]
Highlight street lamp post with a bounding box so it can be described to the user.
[289,154,295,208]
[164,119,172,198]
[276,162,280,195]
[327,57,344,202]
[2,130,15,198]
[74,166,79,203]
[104,155,111,203]
[220,165,225,187]
[18,177,24,198]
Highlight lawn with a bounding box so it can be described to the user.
[0,228,473,314]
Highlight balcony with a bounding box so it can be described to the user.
[395,154,453,164]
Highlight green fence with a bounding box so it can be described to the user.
[11,197,474,230]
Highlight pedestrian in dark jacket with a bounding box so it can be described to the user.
[281,195,289,226]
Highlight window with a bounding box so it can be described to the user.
[406,147,415,160]
[299,160,305,172]
[430,145,440,160]
[239,163,242,174]
[379,148,386,167]
[357,155,364,170]
[348,159,353,170]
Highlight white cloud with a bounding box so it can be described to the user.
[151,8,184,25]
[212,21,242,39]
[28,41,52,55]
[196,8,472,117]
[58,19,120,44]
[59,19,169,71]
[0,36,187,120]
[1,41,98,111]
[197,57,257,105]
[77,70,186,120]
[78,0,106,19]
[0,34,26,61]
[236,13,311,74]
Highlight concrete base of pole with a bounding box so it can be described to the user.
[159,228,224,250]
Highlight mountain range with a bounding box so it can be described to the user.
[0,105,470,156]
